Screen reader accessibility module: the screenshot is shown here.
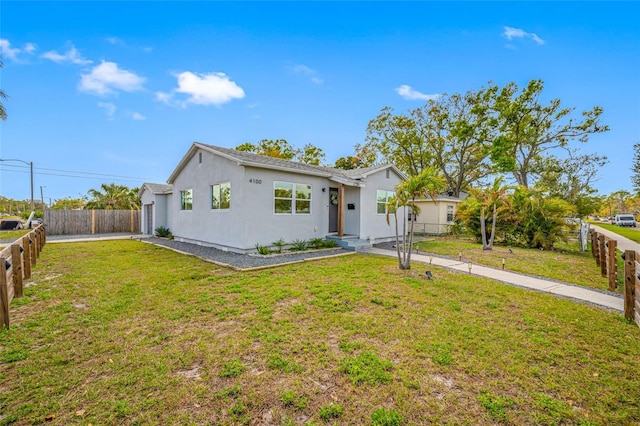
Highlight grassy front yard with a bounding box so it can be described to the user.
[0,240,639,425]
[414,236,613,292]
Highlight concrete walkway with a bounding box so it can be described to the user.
[590,224,640,253]
[362,247,624,313]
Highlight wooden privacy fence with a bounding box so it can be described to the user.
[44,209,140,235]
[591,230,639,327]
[0,225,46,328]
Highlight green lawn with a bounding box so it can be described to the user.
[0,229,29,241]
[0,240,638,425]
[414,236,614,292]
[587,221,640,244]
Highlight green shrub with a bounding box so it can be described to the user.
[308,238,325,249]
[255,243,271,255]
[155,226,172,238]
[272,238,286,253]
[322,239,338,248]
[290,239,307,251]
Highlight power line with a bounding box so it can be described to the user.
[0,164,161,183]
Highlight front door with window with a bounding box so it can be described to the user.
[328,188,338,233]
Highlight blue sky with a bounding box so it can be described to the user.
[0,1,638,204]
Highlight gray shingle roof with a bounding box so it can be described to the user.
[141,183,173,194]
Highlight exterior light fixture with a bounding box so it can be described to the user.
[467,262,472,274]
[426,270,432,279]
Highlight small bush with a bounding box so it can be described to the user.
[319,403,344,421]
[155,226,172,238]
[255,243,271,255]
[371,408,406,425]
[308,238,325,249]
[272,238,286,253]
[290,239,307,251]
[322,239,338,248]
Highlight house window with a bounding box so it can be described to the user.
[377,189,395,214]
[211,182,231,210]
[180,189,193,210]
[274,181,311,214]
[447,205,454,222]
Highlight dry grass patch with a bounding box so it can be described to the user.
[0,240,638,425]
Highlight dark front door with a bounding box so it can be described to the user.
[329,188,339,233]
[145,204,153,234]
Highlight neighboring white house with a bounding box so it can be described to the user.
[412,193,465,235]
[140,142,407,252]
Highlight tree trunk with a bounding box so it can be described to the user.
[487,203,497,250]
[480,207,488,249]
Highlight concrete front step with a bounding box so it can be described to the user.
[326,235,373,251]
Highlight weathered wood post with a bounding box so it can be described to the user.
[593,232,600,266]
[10,244,23,298]
[22,236,31,280]
[608,239,617,291]
[29,234,37,268]
[0,257,9,328]
[624,250,636,321]
[599,234,607,277]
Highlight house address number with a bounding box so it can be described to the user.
[249,178,262,184]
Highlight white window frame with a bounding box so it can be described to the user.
[377,189,395,215]
[211,182,231,210]
[180,189,193,211]
[446,204,455,222]
[274,181,312,215]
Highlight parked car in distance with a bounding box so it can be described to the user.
[614,214,636,227]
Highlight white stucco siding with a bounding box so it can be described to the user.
[414,199,459,234]
[241,166,330,249]
[140,189,171,235]
[343,186,360,236]
[170,149,247,248]
[359,169,403,241]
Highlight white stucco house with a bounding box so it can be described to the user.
[140,142,407,252]
[412,193,464,235]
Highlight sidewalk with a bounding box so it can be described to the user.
[589,224,640,253]
[362,247,624,313]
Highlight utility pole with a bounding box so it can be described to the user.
[40,186,46,209]
[0,158,35,216]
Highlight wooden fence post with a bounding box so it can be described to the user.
[22,236,31,280]
[608,239,617,291]
[10,244,23,298]
[91,209,96,234]
[593,232,600,266]
[624,250,636,321]
[30,234,37,267]
[599,234,607,277]
[0,257,9,328]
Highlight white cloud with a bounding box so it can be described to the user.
[0,39,36,62]
[131,112,146,120]
[97,102,116,119]
[502,26,545,46]
[106,36,124,45]
[42,44,92,65]
[157,71,245,107]
[395,85,441,101]
[292,64,324,84]
[79,61,145,96]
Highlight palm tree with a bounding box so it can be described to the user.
[468,177,509,250]
[86,183,141,210]
[387,167,445,269]
[0,59,8,121]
